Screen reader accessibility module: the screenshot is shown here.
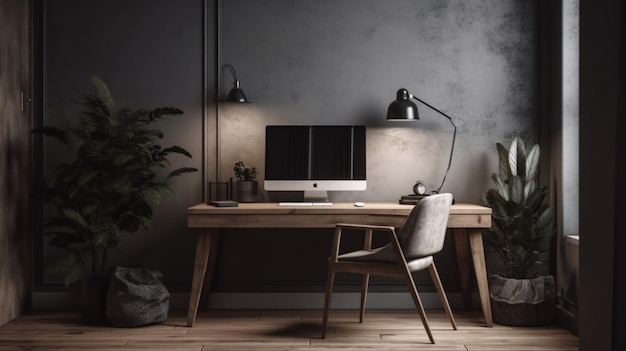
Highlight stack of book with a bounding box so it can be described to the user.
[398,194,428,205]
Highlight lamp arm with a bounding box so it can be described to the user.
[223,64,238,84]
[409,95,457,193]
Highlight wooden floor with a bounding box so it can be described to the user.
[0,309,578,351]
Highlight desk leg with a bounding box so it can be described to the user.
[468,229,493,327]
[453,229,472,310]
[187,229,219,327]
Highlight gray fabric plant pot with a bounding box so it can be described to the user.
[489,274,557,326]
[106,266,170,328]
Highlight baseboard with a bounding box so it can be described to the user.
[32,291,479,311]
[557,304,579,336]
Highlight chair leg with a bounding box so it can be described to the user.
[428,263,457,330]
[359,273,369,323]
[400,265,435,344]
[321,268,336,339]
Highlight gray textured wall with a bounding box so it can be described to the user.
[219,0,538,204]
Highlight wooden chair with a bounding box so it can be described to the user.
[321,193,457,343]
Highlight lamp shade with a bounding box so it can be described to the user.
[227,80,249,103]
[224,64,250,103]
[386,88,419,121]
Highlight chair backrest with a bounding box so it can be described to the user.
[397,193,453,258]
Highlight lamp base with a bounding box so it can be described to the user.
[398,194,428,205]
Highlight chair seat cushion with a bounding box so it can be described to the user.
[338,246,434,272]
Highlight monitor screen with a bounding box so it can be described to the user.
[264,125,366,202]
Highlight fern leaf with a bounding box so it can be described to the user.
[142,189,161,206]
[90,76,115,111]
[161,145,193,158]
[168,167,198,179]
[148,107,184,121]
[61,208,88,228]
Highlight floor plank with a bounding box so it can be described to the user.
[0,310,578,351]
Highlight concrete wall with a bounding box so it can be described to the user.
[220,0,538,203]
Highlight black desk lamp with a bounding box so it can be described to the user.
[386,88,457,194]
[224,64,250,103]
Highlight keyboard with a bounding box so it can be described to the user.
[278,202,334,206]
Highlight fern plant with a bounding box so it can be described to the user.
[482,137,555,279]
[36,76,197,286]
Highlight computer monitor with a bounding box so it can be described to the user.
[264,125,367,202]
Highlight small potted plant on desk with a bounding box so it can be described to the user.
[482,137,556,326]
[233,160,258,202]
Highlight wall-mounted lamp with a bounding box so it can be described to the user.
[223,64,250,103]
[208,64,252,204]
[386,88,457,194]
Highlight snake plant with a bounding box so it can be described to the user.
[482,137,555,279]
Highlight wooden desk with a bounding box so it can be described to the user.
[186,202,493,327]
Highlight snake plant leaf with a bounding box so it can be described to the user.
[509,137,527,178]
[508,138,519,177]
[536,206,555,231]
[526,186,547,212]
[496,143,509,182]
[510,176,524,204]
[523,178,537,202]
[491,173,509,201]
[526,144,540,182]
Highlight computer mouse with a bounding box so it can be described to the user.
[354,202,365,207]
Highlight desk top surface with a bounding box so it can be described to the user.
[187,202,491,229]
[188,202,491,215]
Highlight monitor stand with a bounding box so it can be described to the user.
[303,191,330,203]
